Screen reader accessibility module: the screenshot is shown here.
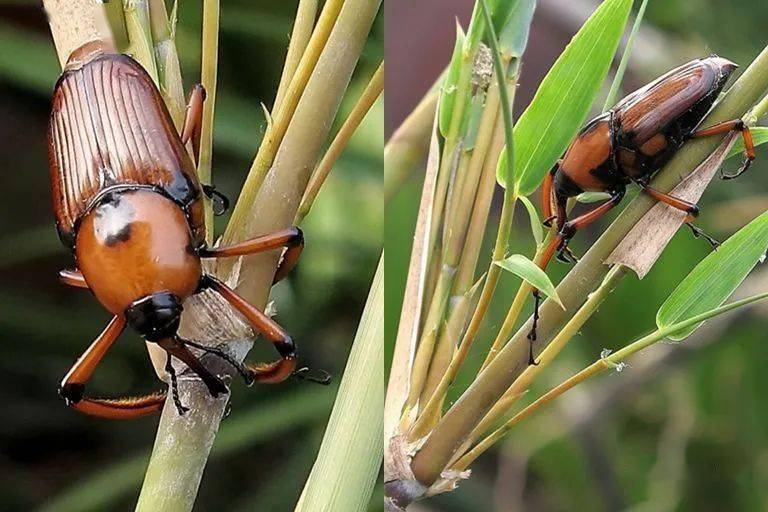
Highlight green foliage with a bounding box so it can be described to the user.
[438,23,466,137]
[495,254,563,308]
[518,195,544,246]
[497,0,537,59]
[512,0,633,195]
[657,210,768,340]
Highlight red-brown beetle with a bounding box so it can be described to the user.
[49,43,323,419]
[527,56,756,364]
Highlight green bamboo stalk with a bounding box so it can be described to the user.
[197,0,220,242]
[384,86,439,203]
[148,0,185,128]
[138,0,381,509]
[123,0,159,81]
[223,0,345,242]
[274,0,319,113]
[294,254,384,511]
[453,291,768,470]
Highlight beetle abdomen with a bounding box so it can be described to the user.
[48,51,204,248]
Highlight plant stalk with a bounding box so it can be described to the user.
[295,255,384,511]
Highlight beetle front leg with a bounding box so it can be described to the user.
[541,161,560,227]
[200,275,328,385]
[59,268,88,289]
[691,119,756,179]
[199,227,304,284]
[59,316,165,419]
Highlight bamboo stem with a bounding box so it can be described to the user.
[294,255,384,511]
[198,0,220,242]
[223,0,345,243]
[296,61,384,223]
[275,0,319,113]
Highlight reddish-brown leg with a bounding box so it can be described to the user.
[691,119,756,179]
[181,84,206,161]
[203,275,297,383]
[59,269,88,288]
[60,316,165,419]
[641,184,719,248]
[199,227,304,284]
[541,162,559,227]
[527,188,625,365]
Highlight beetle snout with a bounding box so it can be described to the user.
[125,292,183,341]
[709,55,738,74]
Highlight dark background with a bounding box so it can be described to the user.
[0,1,382,510]
[386,0,768,511]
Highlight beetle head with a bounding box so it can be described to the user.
[125,292,183,341]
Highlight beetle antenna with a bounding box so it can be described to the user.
[292,366,332,385]
[180,337,254,386]
[165,352,189,415]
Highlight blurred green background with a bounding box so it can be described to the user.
[386,0,768,511]
[0,1,382,510]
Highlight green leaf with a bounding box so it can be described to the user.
[464,2,486,54]
[439,23,467,137]
[657,210,768,340]
[518,195,544,246]
[495,254,564,308]
[727,126,768,159]
[513,0,633,195]
[481,0,517,188]
[603,0,649,110]
[577,191,612,203]
[497,0,537,59]
[295,257,383,512]
[495,145,510,188]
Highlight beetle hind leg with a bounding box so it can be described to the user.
[641,184,720,250]
[690,119,756,179]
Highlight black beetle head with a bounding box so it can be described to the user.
[125,292,183,341]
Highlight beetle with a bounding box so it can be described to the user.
[526,56,756,365]
[48,42,325,419]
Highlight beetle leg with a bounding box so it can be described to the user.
[541,162,560,227]
[156,337,230,398]
[201,275,303,384]
[691,119,755,179]
[640,184,720,249]
[59,315,166,419]
[557,187,626,260]
[181,84,206,160]
[199,227,304,284]
[59,268,89,289]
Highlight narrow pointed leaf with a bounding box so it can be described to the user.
[657,210,768,340]
[518,195,543,246]
[513,0,633,195]
[439,23,466,137]
[495,254,564,308]
[497,0,537,59]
